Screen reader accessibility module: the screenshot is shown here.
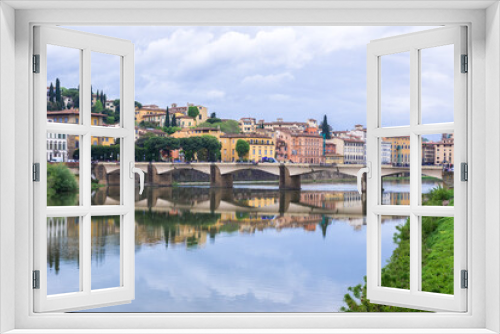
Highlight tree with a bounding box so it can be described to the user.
[188,106,200,119]
[93,100,104,114]
[55,78,62,109]
[49,83,55,103]
[320,115,332,139]
[180,137,202,162]
[135,101,142,109]
[235,139,250,161]
[210,112,217,119]
[164,107,170,128]
[197,135,221,162]
[171,114,177,127]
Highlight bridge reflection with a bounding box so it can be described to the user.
[92,186,367,217]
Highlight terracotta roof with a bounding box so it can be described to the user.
[291,133,322,138]
[47,110,105,118]
[221,133,272,139]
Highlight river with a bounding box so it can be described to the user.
[46,179,442,312]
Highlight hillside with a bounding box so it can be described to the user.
[340,187,454,312]
[197,119,240,134]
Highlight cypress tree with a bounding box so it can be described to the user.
[164,107,170,127]
[171,114,177,127]
[55,78,62,109]
[321,115,332,139]
[49,83,55,103]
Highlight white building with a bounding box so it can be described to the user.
[105,100,116,112]
[381,141,392,165]
[46,119,68,162]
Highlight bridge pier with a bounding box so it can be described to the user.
[148,163,172,186]
[93,164,108,186]
[279,165,301,190]
[210,165,234,188]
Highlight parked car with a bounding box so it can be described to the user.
[261,157,277,163]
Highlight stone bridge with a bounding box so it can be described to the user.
[92,162,446,190]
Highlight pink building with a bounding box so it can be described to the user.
[276,130,325,164]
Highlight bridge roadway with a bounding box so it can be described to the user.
[93,162,444,190]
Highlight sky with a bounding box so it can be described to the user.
[47,26,454,131]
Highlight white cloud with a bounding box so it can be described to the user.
[242,72,294,86]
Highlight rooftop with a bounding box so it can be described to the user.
[221,133,272,139]
[47,109,105,117]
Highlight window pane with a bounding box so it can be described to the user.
[47,133,80,206]
[91,52,121,127]
[91,216,121,290]
[47,45,81,125]
[421,133,454,206]
[381,136,410,205]
[380,52,410,127]
[421,45,454,124]
[381,215,410,290]
[91,136,121,206]
[47,216,80,295]
[421,216,454,295]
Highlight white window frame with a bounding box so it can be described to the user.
[366,26,467,312]
[0,2,498,333]
[33,25,136,313]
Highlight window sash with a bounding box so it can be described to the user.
[366,26,467,312]
[32,25,136,313]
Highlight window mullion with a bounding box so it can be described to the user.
[82,48,92,294]
[409,47,420,294]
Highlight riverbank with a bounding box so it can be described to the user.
[340,186,454,312]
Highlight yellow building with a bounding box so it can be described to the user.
[325,154,344,164]
[382,136,411,166]
[135,105,166,123]
[220,133,274,162]
[171,127,222,140]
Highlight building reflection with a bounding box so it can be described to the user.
[48,187,406,267]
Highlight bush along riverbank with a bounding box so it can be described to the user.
[340,187,454,312]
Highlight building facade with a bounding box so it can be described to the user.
[239,117,257,133]
[276,130,325,164]
[343,138,366,164]
[383,136,411,167]
[220,133,274,162]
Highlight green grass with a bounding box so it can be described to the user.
[197,119,240,134]
[340,187,455,312]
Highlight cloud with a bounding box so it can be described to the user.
[242,72,294,86]
[60,25,441,128]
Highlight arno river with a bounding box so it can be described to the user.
[46,179,441,312]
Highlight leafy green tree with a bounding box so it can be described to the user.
[320,115,332,139]
[197,135,221,162]
[188,106,200,119]
[135,133,156,148]
[106,116,115,124]
[180,137,202,162]
[162,126,181,135]
[171,114,177,127]
[93,100,104,114]
[143,136,180,162]
[164,107,170,128]
[47,163,78,196]
[206,118,221,124]
[235,139,250,161]
[135,101,142,109]
[210,112,217,119]
[90,145,120,161]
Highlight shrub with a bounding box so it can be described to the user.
[47,163,78,196]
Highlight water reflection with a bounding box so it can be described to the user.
[46,180,442,312]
